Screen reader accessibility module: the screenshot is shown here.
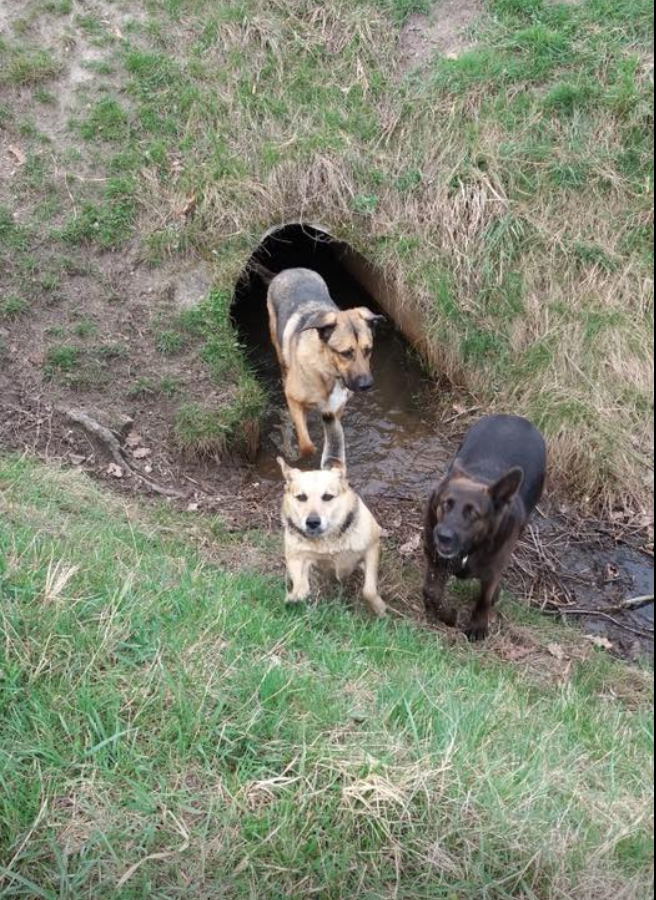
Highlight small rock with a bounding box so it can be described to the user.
[69,454,86,466]
[173,263,212,311]
[107,463,124,479]
[400,534,422,556]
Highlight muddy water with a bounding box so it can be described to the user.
[252,324,448,500]
[233,236,653,661]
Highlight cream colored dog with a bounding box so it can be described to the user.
[278,458,387,617]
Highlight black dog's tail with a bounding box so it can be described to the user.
[249,260,277,285]
[322,416,346,472]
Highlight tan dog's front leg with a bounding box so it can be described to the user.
[287,394,316,458]
[362,542,387,618]
[286,555,311,605]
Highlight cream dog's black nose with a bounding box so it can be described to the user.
[306,515,322,533]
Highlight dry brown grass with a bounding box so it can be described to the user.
[136,0,652,515]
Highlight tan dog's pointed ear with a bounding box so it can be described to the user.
[300,311,338,343]
[357,308,386,329]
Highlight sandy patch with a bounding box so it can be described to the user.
[399,0,484,74]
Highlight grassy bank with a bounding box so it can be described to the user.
[0,454,653,898]
[0,0,653,506]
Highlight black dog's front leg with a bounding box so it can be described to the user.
[465,574,501,642]
[423,555,457,627]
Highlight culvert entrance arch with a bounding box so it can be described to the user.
[232,223,450,498]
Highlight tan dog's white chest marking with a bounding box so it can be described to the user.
[321,382,351,416]
[278,458,387,618]
[267,269,383,459]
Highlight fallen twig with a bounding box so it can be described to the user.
[543,607,654,639]
[620,595,654,610]
[59,407,125,468]
[58,406,186,500]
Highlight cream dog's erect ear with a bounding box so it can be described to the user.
[277,457,297,484]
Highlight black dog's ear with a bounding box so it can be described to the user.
[489,467,524,508]
[300,312,338,344]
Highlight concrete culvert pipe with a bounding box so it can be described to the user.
[232,222,449,498]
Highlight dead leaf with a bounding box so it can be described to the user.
[69,454,86,466]
[586,635,614,651]
[187,502,200,513]
[125,431,142,449]
[547,643,567,662]
[8,145,27,166]
[399,534,422,557]
[500,645,532,662]
[132,447,152,460]
[107,463,124,479]
[604,564,621,583]
[176,195,197,221]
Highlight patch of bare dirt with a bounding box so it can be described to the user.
[399,0,483,74]
[0,0,233,506]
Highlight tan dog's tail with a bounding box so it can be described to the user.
[322,416,346,471]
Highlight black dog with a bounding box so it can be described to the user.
[424,415,547,641]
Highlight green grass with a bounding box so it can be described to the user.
[0,455,652,899]
[57,177,137,250]
[44,344,80,377]
[0,41,61,86]
[0,295,30,320]
[156,329,186,355]
[79,99,130,142]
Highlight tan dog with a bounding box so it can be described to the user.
[268,268,383,458]
[278,458,387,617]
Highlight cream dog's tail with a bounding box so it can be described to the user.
[321,416,346,471]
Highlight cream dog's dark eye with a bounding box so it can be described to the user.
[296,494,308,503]
[340,350,355,360]
[322,494,336,502]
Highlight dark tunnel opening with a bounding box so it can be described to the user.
[233,224,386,379]
[232,224,447,496]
